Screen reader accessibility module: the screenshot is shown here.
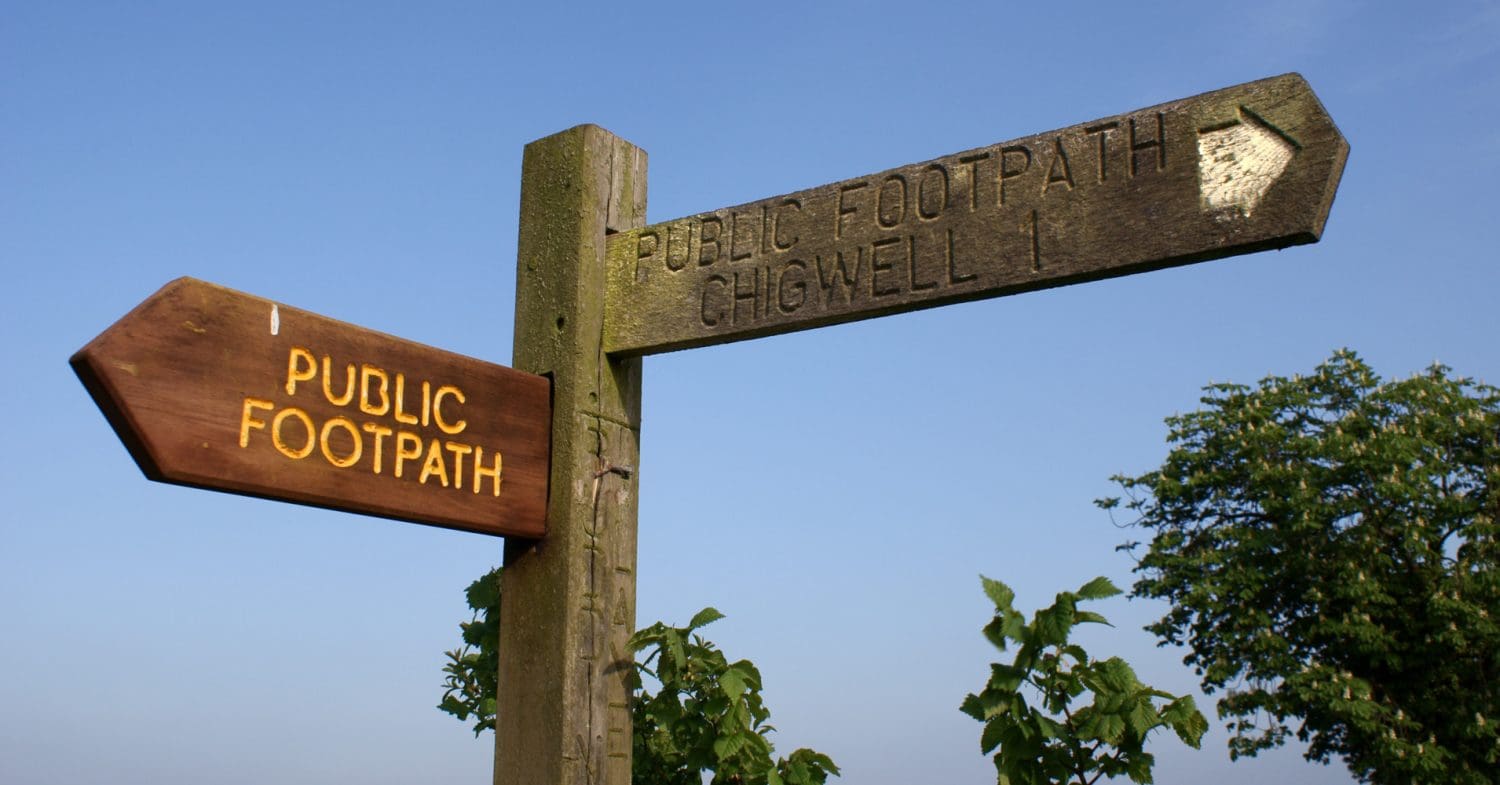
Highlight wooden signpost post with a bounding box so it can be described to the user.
[71,277,552,537]
[74,72,1345,785]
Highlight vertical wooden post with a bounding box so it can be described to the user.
[498,125,646,785]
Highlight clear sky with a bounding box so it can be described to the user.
[4,2,1497,783]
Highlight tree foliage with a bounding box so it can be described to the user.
[961,575,1206,785]
[1104,350,1500,783]
[439,572,836,785]
[438,567,502,735]
[630,609,839,785]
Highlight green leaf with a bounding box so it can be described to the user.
[983,617,1010,650]
[713,732,748,761]
[687,606,725,631]
[982,575,1016,611]
[1096,714,1127,744]
[989,663,1025,692]
[720,667,748,699]
[1077,576,1121,600]
[1033,605,1074,646]
[960,693,986,720]
[1074,610,1112,627]
[981,717,1007,754]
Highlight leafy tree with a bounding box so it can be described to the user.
[440,571,837,785]
[1104,350,1500,783]
[630,609,838,785]
[962,575,1207,785]
[438,567,501,735]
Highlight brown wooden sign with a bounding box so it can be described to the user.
[71,278,551,537]
[604,72,1347,355]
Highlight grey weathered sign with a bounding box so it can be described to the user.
[604,73,1347,356]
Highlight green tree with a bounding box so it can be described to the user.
[630,609,838,785]
[1104,350,1500,783]
[961,575,1207,785]
[438,568,502,735]
[439,571,837,785]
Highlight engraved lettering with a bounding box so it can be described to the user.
[359,364,390,416]
[272,407,316,460]
[959,152,991,210]
[701,275,728,327]
[1084,121,1118,183]
[433,385,467,435]
[1130,112,1166,176]
[362,423,392,474]
[1000,145,1032,206]
[729,211,754,261]
[393,373,419,425]
[908,236,938,292]
[394,431,422,479]
[285,346,316,396]
[773,199,800,251]
[445,441,473,490]
[1044,138,1075,192]
[637,230,661,278]
[761,204,771,254]
[319,416,363,468]
[321,356,355,406]
[917,164,949,220]
[419,438,449,487]
[732,268,760,324]
[698,216,723,266]
[1028,210,1041,272]
[835,182,867,239]
[666,222,691,272]
[877,174,907,229]
[870,236,902,297]
[239,397,274,448]
[473,446,502,497]
[817,249,864,305]
[777,260,807,314]
[947,228,977,285]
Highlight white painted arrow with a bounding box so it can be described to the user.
[1197,106,1299,218]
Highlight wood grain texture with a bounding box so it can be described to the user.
[71,277,551,537]
[605,73,1348,355]
[496,126,645,785]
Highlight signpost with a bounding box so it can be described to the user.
[71,277,552,538]
[72,72,1346,785]
[605,73,1346,355]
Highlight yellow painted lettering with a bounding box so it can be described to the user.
[394,431,422,478]
[362,423,392,474]
[360,364,390,416]
[433,384,467,435]
[271,407,315,459]
[393,373,419,425]
[444,442,473,490]
[322,356,355,406]
[418,438,449,487]
[421,381,432,427]
[472,445,502,497]
[319,416,363,468]
[285,347,316,396]
[239,398,274,447]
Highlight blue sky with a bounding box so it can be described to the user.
[4,2,1498,783]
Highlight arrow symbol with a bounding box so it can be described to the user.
[1197,106,1300,218]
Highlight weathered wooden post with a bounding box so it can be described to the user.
[498,125,647,785]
